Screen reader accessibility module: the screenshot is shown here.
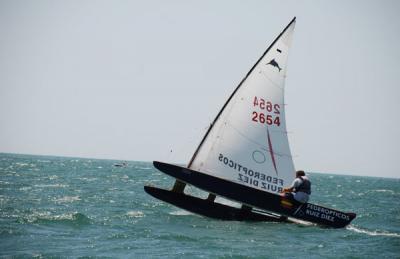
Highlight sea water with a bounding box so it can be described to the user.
[0,153,399,258]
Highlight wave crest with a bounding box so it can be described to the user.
[20,212,91,226]
[347,225,400,237]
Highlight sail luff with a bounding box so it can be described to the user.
[188,17,296,169]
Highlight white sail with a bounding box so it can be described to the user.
[189,18,296,194]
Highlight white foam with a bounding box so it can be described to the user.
[26,211,87,222]
[34,184,68,188]
[15,162,29,167]
[126,211,144,218]
[37,160,51,163]
[373,189,395,194]
[54,196,81,203]
[347,225,400,237]
[79,177,97,182]
[136,166,152,170]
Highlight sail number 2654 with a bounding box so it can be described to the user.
[252,96,281,126]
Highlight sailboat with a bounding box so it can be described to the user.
[144,17,356,228]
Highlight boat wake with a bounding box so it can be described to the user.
[347,225,400,237]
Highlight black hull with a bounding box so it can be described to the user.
[144,186,287,222]
[148,161,356,228]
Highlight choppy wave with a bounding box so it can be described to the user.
[19,212,91,226]
[19,187,32,191]
[53,196,81,203]
[34,184,68,188]
[37,160,51,163]
[136,166,152,170]
[347,225,400,237]
[15,162,30,167]
[126,211,144,218]
[1,153,399,258]
[372,189,396,194]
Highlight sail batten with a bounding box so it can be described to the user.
[189,18,297,194]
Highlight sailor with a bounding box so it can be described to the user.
[281,170,311,203]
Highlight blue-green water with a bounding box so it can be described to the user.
[1,153,399,258]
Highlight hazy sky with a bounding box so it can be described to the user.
[1,0,399,178]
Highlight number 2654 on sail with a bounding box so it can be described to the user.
[252,96,281,126]
[251,112,281,126]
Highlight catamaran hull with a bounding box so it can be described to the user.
[144,186,287,222]
[148,161,356,228]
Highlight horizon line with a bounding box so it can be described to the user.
[0,151,398,180]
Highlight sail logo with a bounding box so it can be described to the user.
[266,59,282,72]
[252,150,266,164]
[218,153,284,193]
[306,204,350,221]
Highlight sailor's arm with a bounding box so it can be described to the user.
[281,179,298,193]
[281,187,294,193]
